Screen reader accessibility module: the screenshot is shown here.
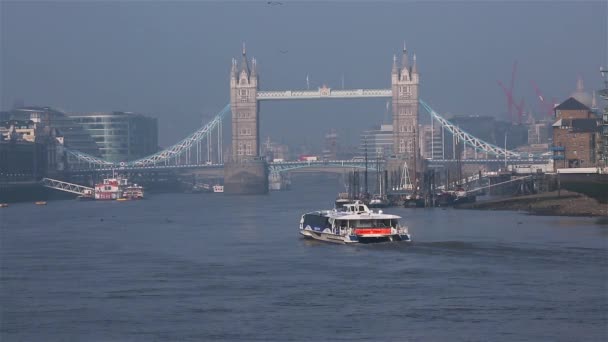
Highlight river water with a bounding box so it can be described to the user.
[1,175,606,341]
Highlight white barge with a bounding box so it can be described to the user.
[299,201,411,244]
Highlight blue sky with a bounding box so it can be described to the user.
[1,1,605,148]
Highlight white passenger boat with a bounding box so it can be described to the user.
[213,185,224,193]
[299,201,411,244]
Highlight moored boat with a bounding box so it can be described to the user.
[123,184,144,199]
[94,177,125,200]
[77,189,95,201]
[213,185,224,193]
[368,195,390,208]
[299,200,411,244]
[94,176,145,200]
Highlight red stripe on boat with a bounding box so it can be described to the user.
[355,228,392,235]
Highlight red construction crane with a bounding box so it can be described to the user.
[497,80,526,124]
[509,61,518,119]
[514,98,525,124]
[497,61,518,123]
[530,80,557,119]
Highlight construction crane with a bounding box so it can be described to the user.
[497,61,519,123]
[508,61,518,120]
[497,81,525,124]
[514,98,525,124]
[530,80,557,119]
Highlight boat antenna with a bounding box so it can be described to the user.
[376,155,380,196]
[364,135,368,197]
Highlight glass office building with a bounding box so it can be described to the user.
[70,112,158,163]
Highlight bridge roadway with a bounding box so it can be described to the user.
[256,88,393,100]
[66,158,550,174]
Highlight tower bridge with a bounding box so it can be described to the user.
[63,44,547,194]
[227,44,419,193]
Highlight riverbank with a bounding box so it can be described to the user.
[456,190,608,217]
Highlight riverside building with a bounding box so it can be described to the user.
[70,111,158,163]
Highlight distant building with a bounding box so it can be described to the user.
[322,129,338,160]
[527,121,551,145]
[419,123,445,159]
[8,107,100,157]
[552,97,601,169]
[0,120,37,143]
[598,70,608,166]
[70,111,158,163]
[358,124,394,160]
[0,119,65,180]
[261,136,289,162]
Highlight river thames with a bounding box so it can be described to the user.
[1,176,606,341]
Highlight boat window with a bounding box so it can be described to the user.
[303,214,330,229]
[354,220,373,228]
[358,206,365,212]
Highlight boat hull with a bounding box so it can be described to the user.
[299,228,411,244]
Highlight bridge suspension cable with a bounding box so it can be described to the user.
[64,104,230,168]
[128,104,230,167]
[63,98,527,170]
[419,99,521,158]
[65,148,116,168]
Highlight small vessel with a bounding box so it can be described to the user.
[452,188,476,205]
[213,185,224,193]
[403,193,425,208]
[77,189,95,201]
[35,201,47,206]
[334,192,352,208]
[94,176,145,200]
[189,183,212,194]
[434,188,476,207]
[95,177,126,200]
[0,203,9,208]
[123,184,144,200]
[299,200,411,244]
[368,195,389,208]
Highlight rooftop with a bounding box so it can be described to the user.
[554,97,590,111]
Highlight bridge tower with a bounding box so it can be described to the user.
[225,44,268,194]
[391,44,420,187]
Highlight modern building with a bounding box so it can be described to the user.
[358,124,394,160]
[552,97,601,169]
[419,123,445,159]
[322,129,338,160]
[70,111,158,163]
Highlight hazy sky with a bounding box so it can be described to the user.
[1,1,606,149]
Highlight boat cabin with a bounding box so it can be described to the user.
[337,201,371,214]
[341,201,371,214]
